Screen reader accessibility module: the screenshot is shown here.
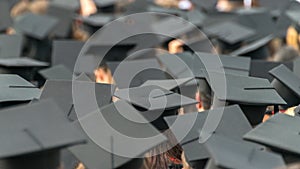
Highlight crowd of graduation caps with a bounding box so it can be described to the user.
[1,0,300,169]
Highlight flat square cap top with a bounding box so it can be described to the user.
[70,100,167,169]
[203,21,256,44]
[205,135,286,169]
[107,59,166,89]
[0,58,49,67]
[0,35,23,59]
[52,40,85,71]
[39,64,73,80]
[114,85,198,111]
[79,14,114,27]
[140,78,194,91]
[0,74,41,103]
[14,13,59,40]
[195,52,251,76]
[244,113,300,156]
[209,72,286,105]
[50,0,80,11]
[230,35,273,57]
[0,99,86,159]
[0,0,12,31]
[164,105,258,161]
[269,64,300,98]
[93,0,118,7]
[39,80,115,121]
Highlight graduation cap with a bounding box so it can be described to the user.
[186,9,207,27]
[0,35,23,59]
[269,64,300,108]
[210,72,286,125]
[0,0,12,32]
[51,0,81,11]
[0,74,41,106]
[147,5,185,16]
[259,0,291,12]
[195,52,251,76]
[0,99,86,169]
[47,3,76,38]
[52,40,85,72]
[69,100,167,169]
[39,80,115,121]
[75,72,93,82]
[114,85,198,129]
[249,60,294,82]
[203,21,256,45]
[38,64,73,80]
[164,105,262,168]
[151,17,195,44]
[190,0,218,11]
[106,59,166,89]
[123,0,149,15]
[140,77,193,92]
[78,14,114,33]
[294,57,300,76]
[14,13,59,40]
[204,135,286,169]
[85,43,136,61]
[230,35,273,60]
[234,8,276,41]
[244,113,300,164]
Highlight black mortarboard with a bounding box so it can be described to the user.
[52,40,85,72]
[269,64,300,108]
[294,57,300,76]
[14,13,59,40]
[244,113,300,164]
[85,43,136,62]
[0,58,49,68]
[0,99,86,169]
[39,80,115,121]
[157,52,204,79]
[195,52,251,76]
[123,0,149,15]
[210,72,286,125]
[38,64,73,80]
[259,0,291,12]
[75,73,93,82]
[140,78,193,91]
[0,35,23,58]
[0,74,40,105]
[79,14,114,33]
[190,0,218,11]
[186,9,207,27]
[234,8,276,41]
[204,135,286,169]
[47,3,76,38]
[0,0,12,32]
[230,35,273,60]
[51,0,81,11]
[69,100,167,169]
[106,59,166,89]
[164,105,262,168]
[147,5,184,16]
[94,0,118,7]
[151,17,195,44]
[203,21,256,45]
[114,85,198,130]
[250,60,294,82]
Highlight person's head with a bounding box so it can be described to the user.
[286,26,300,52]
[94,65,114,84]
[273,46,300,62]
[216,0,244,12]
